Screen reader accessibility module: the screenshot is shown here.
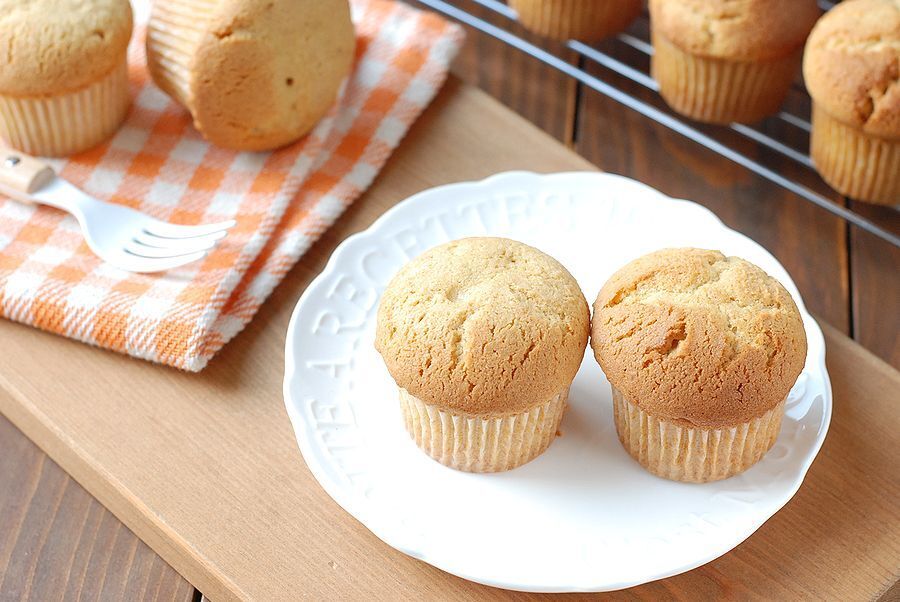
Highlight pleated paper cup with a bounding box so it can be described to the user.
[0,61,129,157]
[509,0,642,43]
[810,104,900,206]
[651,31,799,125]
[611,387,784,483]
[145,0,218,110]
[398,387,569,472]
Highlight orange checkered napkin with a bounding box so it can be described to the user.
[0,0,463,371]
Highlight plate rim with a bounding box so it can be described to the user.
[283,170,833,592]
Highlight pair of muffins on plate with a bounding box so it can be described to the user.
[0,0,354,156]
[375,238,807,483]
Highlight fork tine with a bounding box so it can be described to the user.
[115,251,209,274]
[143,219,236,239]
[133,230,223,252]
[124,240,214,260]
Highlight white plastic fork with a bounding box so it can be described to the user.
[0,150,235,273]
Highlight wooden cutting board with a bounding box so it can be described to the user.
[0,79,898,601]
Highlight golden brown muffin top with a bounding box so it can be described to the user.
[0,0,133,96]
[803,0,900,139]
[591,248,807,428]
[375,238,590,416]
[649,0,820,61]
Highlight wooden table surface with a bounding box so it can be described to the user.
[0,0,900,601]
[0,411,194,602]
[0,81,900,601]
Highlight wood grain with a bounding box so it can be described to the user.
[0,80,897,600]
[447,0,578,143]
[0,407,195,602]
[879,579,900,602]
[849,200,900,369]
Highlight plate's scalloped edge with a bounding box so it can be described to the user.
[282,171,833,593]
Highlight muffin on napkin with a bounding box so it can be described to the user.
[376,238,590,472]
[649,0,819,124]
[591,248,807,482]
[147,0,355,151]
[0,0,133,156]
[804,0,900,205]
[510,0,642,43]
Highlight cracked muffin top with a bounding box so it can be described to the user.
[0,0,133,96]
[375,237,590,416]
[649,0,820,61]
[803,0,900,139]
[591,248,807,428]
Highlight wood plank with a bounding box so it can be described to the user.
[849,200,900,370]
[573,17,850,334]
[0,408,195,602]
[879,579,900,602]
[0,80,897,600]
[447,0,578,143]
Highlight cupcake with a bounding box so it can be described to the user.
[147,0,355,151]
[591,248,807,483]
[0,0,132,157]
[804,0,900,205]
[375,238,590,473]
[509,0,643,43]
[649,0,820,124]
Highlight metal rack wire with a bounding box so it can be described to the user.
[411,0,900,248]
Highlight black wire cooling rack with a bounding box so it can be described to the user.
[410,0,900,248]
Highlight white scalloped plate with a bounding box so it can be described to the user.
[283,172,831,592]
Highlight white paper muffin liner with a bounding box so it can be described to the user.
[146,0,219,109]
[651,31,799,124]
[0,62,129,157]
[509,0,642,43]
[612,386,785,483]
[810,104,899,205]
[398,387,568,472]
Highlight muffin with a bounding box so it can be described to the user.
[0,0,133,157]
[804,0,900,205]
[147,0,355,151]
[591,248,807,483]
[510,0,642,43]
[375,238,590,473]
[649,0,820,124]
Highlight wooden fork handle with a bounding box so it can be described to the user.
[0,149,55,202]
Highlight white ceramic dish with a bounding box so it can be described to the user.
[283,172,831,592]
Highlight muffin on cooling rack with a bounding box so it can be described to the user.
[375,237,590,473]
[510,0,642,43]
[146,0,355,151]
[649,0,819,124]
[591,248,807,483]
[0,0,133,156]
[804,0,900,205]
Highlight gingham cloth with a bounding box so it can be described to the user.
[0,1,463,371]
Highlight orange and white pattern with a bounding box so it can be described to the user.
[0,0,463,371]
